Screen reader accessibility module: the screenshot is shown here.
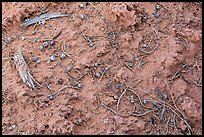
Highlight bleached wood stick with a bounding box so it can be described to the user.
[13,46,42,91]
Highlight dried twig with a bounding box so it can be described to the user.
[124,62,134,72]
[13,46,42,91]
[61,41,76,61]
[127,88,157,110]
[99,65,112,82]
[53,30,62,40]
[158,3,172,15]
[116,87,128,111]
[129,87,192,133]
[136,24,147,31]
[21,12,72,26]
[165,116,170,135]
[176,33,189,47]
[138,58,148,70]
[101,103,129,117]
[139,44,159,55]
[46,82,54,94]
[164,79,188,120]
[101,102,154,117]
[129,109,155,117]
[173,114,184,135]
[192,80,202,87]
[47,85,68,99]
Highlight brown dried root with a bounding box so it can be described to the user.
[13,46,42,91]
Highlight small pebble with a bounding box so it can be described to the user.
[12,125,16,129]
[94,63,99,67]
[142,16,147,22]
[101,16,105,19]
[154,12,160,18]
[57,79,64,85]
[33,38,37,42]
[77,82,82,88]
[25,18,30,22]
[142,44,148,48]
[114,95,119,100]
[60,53,66,59]
[80,14,85,20]
[48,95,54,100]
[156,129,160,135]
[155,4,161,10]
[38,21,42,25]
[41,20,46,25]
[95,72,102,78]
[43,42,49,48]
[152,101,159,107]
[130,95,134,100]
[66,64,73,71]
[31,56,38,62]
[36,60,41,63]
[54,50,60,56]
[85,68,89,72]
[8,125,16,131]
[130,99,135,103]
[50,40,55,46]
[7,37,12,42]
[21,36,25,41]
[44,112,48,116]
[79,3,84,8]
[88,43,94,47]
[39,45,44,51]
[130,95,135,103]
[143,99,149,104]
[78,118,83,123]
[128,62,134,68]
[163,94,168,100]
[116,83,124,90]
[50,55,57,62]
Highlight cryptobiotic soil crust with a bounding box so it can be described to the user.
[2,2,202,135]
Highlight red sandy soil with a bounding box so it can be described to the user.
[2,2,202,135]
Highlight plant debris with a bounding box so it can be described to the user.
[21,12,72,27]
